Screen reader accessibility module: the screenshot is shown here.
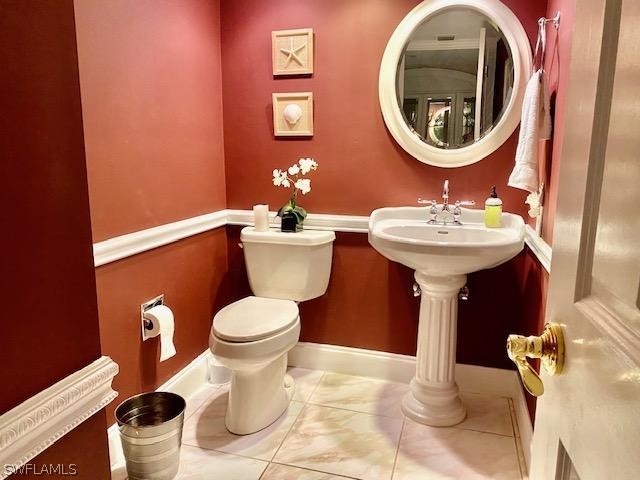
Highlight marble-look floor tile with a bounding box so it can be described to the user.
[274,404,403,480]
[110,446,268,480]
[393,419,521,480]
[458,393,514,437]
[184,384,220,420]
[177,445,267,479]
[288,367,325,402]
[181,387,304,460]
[262,463,351,479]
[308,372,408,418]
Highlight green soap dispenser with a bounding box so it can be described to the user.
[484,186,503,228]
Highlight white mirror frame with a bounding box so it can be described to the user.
[379,0,533,168]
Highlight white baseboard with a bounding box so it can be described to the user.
[290,342,519,396]
[155,350,212,399]
[289,342,417,383]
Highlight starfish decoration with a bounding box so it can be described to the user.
[279,38,306,67]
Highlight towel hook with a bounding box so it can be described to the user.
[534,12,560,72]
[540,11,561,30]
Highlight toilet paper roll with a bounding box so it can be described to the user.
[143,305,176,362]
[253,204,269,232]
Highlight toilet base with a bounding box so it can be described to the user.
[225,353,294,435]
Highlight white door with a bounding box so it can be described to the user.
[528,1,640,479]
[474,27,486,140]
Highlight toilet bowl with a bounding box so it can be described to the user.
[209,227,335,435]
[210,296,300,435]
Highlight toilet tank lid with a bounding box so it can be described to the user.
[241,227,335,246]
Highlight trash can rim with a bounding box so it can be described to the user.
[114,391,186,428]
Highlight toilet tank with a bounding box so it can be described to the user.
[240,227,335,302]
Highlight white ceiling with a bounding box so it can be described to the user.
[404,49,479,74]
[409,8,499,41]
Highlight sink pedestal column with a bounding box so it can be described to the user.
[402,272,467,426]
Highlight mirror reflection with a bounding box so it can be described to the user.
[398,8,514,149]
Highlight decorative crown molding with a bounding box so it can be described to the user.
[0,356,119,478]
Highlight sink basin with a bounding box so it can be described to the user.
[368,205,524,427]
[369,206,524,275]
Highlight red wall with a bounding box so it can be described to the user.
[540,0,576,243]
[227,226,548,371]
[220,0,547,369]
[0,0,109,476]
[74,0,230,421]
[221,0,546,215]
[96,229,231,421]
[75,0,227,242]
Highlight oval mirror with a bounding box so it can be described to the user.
[379,0,532,167]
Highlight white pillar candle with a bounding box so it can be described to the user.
[253,204,269,232]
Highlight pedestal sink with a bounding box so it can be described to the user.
[369,206,524,426]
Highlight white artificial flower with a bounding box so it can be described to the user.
[272,169,283,186]
[295,178,311,195]
[288,164,300,175]
[272,169,291,187]
[525,192,541,218]
[298,157,318,174]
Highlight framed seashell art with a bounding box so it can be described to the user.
[272,92,313,136]
[272,28,314,76]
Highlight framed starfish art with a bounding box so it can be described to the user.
[272,28,314,75]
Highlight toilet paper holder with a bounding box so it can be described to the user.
[141,294,165,341]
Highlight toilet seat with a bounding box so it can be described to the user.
[213,296,299,343]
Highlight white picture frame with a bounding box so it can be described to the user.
[272,92,314,137]
[272,28,314,76]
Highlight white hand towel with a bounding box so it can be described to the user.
[508,69,552,193]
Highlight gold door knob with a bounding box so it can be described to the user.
[506,323,564,397]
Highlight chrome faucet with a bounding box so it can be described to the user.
[442,179,450,212]
[418,180,475,225]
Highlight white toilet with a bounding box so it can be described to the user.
[209,226,335,435]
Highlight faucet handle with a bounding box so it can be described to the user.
[418,198,438,223]
[453,200,475,224]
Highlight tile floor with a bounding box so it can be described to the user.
[115,368,526,480]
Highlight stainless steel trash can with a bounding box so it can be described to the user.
[115,392,186,480]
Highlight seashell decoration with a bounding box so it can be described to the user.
[283,103,303,125]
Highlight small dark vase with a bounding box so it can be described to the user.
[281,212,302,232]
